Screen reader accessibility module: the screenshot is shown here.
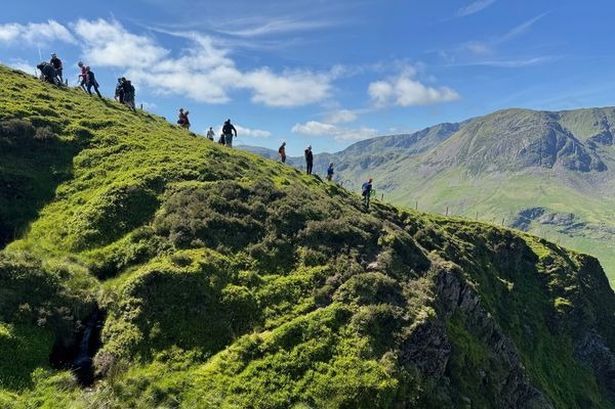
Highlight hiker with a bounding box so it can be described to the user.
[278,142,287,163]
[304,145,314,175]
[85,66,102,98]
[177,109,190,130]
[362,178,373,210]
[327,163,334,181]
[218,134,226,145]
[114,78,125,104]
[37,62,57,85]
[206,127,215,141]
[50,53,63,83]
[123,79,136,110]
[222,119,237,147]
[77,62,87,92]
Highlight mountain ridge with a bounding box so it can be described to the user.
[2,65,615,408]
[242,105,615,282]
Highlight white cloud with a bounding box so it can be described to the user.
[73,19,168,68]
[368,71,460,107]
[326,109,358,124]
[457,0,496,17]
[234,124,272,138]
[292,120,378,141]
[69,19,334,107]
[242,68,333,107]
[0,20,76,46]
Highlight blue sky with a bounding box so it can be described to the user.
[1,0,615,155]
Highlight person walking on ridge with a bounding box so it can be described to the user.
[305,145,314,175]
[84,66,102,98]
[327,163,334,181]
[50,53,63,84]
[178,109,190,130]
[123,79,136,110]
[115,78,125,104]
[362,178,373,210]
[77,62,87,92]
[279,142,287,163]
[206,127,215,141]
[222,119,237,147]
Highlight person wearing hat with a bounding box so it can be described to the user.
[50,53,63,83]
[304,145,314,175]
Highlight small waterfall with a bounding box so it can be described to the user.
[72,308,105,386]
[50,306,106,387]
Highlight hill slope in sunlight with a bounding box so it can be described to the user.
[2,65,615,408]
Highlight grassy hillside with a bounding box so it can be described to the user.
[2,65,615,408]
[295,108,615,284]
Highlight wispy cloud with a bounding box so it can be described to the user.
[458,12,549,57]
[325,109,358,124]
[457,0,496,17]
[233,125,272,138]
[456,56,557,68]
[214,18,335,37]
[292,121,378,141]
[497,12,549,44]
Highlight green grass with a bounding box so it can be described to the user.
[1,65,615,408]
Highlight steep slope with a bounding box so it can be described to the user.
[283,108,615,283]
[2,65,615,408]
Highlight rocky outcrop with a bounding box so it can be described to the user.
[435,264,554,408]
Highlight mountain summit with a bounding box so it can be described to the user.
[2,65,615,408]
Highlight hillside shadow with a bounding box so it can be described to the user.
[0,119,85,248]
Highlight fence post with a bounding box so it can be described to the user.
[381,193,384,201]
[445,207,449,217]
[415,201,418,210]
[140,104,144,110]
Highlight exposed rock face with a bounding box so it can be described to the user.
[401,263,555,408]
[575,332,615,400]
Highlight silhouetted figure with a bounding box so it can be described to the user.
[206,127,215,141]
[85,66,102,98]
[115,78,125,104]
[50,53,63,83]
[305,145,314,175]
[37,62,57,85]
[327,163,334,181]
[279,142,287,163]
[123,79,136,110]
[222,119,237,147]
[178,109,190,130]
[362,178,373,210]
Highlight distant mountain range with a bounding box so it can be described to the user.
[241,107,615,282]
